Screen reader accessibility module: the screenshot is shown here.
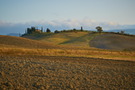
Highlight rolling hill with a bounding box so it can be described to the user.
[0,35,57,49]
[90,33,135,50]
[1,31,135,90]
[22,31,99,48]
[22,31,135,51]
[109,29,135,35]
[1,32,135,60]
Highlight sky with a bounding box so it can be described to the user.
[0,0,135,34]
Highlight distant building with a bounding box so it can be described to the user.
[35,29,42,33]
[26,27,42,34]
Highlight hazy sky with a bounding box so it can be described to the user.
[0,0,135,24]
[0,0,135,35]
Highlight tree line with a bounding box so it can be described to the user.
[25,26,105,35]
[25,26,128,36]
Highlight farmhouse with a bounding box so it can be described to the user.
[26,27,42,34]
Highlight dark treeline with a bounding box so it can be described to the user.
[25,26,86,34]
[23,26,134,37]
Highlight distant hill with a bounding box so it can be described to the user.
[7,33,20,37]
[124,29,135,35]
[109,29,135,35]
[0,35,57,49]
[90,33,135,50]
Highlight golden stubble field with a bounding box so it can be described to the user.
[0,56,135,90]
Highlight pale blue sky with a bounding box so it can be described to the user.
[0,0,135,25]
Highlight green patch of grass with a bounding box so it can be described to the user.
[59,32,100,47]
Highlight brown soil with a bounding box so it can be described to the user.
[0,56,135,89]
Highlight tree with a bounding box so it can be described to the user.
[41,27,43,32]
[54,30,60,33]
[120,30,124,34]
[81,26,83,31]
[27,28,31,34]
[46,28,51,33]
[31,27,36,31]
[72,28,77,32]
[96,26,103,33]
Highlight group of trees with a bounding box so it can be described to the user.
[96,26,103,33]
[54,27,84,33]
[26,26,104,34]
[26,27,51,34]
[26,27,40,34]
[25,26,85,34]
[22,25,130,37]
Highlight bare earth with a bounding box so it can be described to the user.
[0,56,135,90]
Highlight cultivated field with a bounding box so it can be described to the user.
[0,56,135,90]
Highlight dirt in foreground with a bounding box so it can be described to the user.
[0,56,135,90]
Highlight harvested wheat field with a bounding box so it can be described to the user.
[0,56,135,90]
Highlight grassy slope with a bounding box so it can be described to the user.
[90,33,135,50]
[0,34,135,61]
[0,35,57,49]
[22,32,135,51]
[23,32,99,48]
